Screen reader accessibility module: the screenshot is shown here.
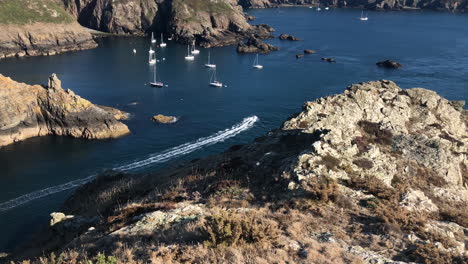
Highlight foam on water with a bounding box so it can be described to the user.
[0,116,258,212]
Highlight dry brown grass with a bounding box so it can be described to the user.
[201,210,281,248]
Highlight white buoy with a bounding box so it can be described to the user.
[133,49,136,54]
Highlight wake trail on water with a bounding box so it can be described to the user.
[0,116,259,212]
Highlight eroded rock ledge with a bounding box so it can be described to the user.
[10,81,467,263]
[0,74,130,147]
[0,23,97,59]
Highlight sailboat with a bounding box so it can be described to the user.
[252,54,263,69]
[133,48,137,54]
[191,41,200,55]
[184,45,194,60]
[204,51,216,68]
[160,33,167,47]
[168,34,173,41]
[209,69,222,87]
[150,62,163,87]
[151,32,156,44]
[148,49,156,64]
[325,7,330,10]
[360,11,369,21]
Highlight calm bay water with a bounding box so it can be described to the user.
[0,8,467,251]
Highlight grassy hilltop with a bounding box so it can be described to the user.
[0,0,74,24]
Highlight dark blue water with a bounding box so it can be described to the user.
[0,8,467,251]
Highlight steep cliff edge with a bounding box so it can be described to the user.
[0,74,130,147]
[8,81,467,263]
[239,0,468,11]
[0,0,97,59]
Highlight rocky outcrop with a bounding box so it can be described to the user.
[377,59,402,69]
[279,33,301,41]
[152,114,177,124]
[0,22,97,59]
[10,81,467,263]
[321,57,336,62]
[239,0,468,11]
[237,36,279,53]
[0,74,130,147]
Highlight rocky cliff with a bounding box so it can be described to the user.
[0,0,97,59]
[0,74,130,147]
[9,80,467,263]
[63,0,274,47]
[239,0,468,11]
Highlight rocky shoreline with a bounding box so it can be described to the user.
[0,74,130,147]
[239,0,468,12]
[0,22,97,59]
[7,80,467,263]
[1,0,466,60]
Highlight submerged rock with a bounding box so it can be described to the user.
[0,74,130,147]
[152,114,177,124]
[321,57,336,63]
[376,60,402,69]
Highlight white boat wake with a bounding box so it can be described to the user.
[0,116,258,212]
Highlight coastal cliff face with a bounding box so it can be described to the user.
[63,0,274,46]
[0,74,130,147]
[0,0,97,59]
[239,0,468,11]
[10,81,467,263]
[64,0,158,34]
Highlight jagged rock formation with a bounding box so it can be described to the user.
[8,81,467,263]
[239,0,468,11]
[0,74,130,147]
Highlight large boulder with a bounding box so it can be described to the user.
[152,114,178,124]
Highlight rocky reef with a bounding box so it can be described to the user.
[8,80,467,263]
[0,74,130,147]
[239,0,468,11]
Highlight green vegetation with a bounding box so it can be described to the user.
[176,0,232,14]
[0,0,74,24]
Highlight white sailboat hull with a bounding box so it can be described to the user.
[192,50,200,55]
[360,17,368,21]
[185,56,195,60]
[253,65,263,69]
[210,82,223,87]
[160,43,167,47]
[150,82,164,87]
[149,59,156,64]
[205,64,216,68]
